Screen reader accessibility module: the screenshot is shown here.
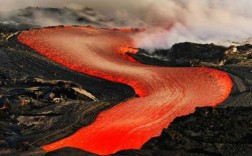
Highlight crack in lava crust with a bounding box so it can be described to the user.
[18,26,233,155]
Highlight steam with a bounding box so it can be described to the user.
[1,0,252,49]
[119,0,252,49]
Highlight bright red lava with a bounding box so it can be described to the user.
[18,26,233,155]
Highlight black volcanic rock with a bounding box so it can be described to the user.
[170,42,227,61]
[127,49,176,67]
[237,44,252,53]
[129,42,252,67]
[45,147,96,156]
[0,21,33,32]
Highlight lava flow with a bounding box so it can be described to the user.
[18,26,233,155]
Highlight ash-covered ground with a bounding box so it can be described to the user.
[0,7,252,156]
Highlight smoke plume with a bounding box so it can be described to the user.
[1,0,252,49]
[128,0,252,49]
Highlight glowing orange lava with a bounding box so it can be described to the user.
[18,26,233,155]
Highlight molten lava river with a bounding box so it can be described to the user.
[18,26,233,155]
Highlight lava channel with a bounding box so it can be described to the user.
[18,26,233,155]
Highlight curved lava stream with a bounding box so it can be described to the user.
[18,26,233,155]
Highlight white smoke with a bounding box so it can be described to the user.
[1,0,252,49]
[119,0,252,49]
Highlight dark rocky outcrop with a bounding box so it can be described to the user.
[129,42,252,67]
[0,21,33,33]
[45,148,96,156]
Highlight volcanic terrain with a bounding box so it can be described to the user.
[0,7,252,156]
